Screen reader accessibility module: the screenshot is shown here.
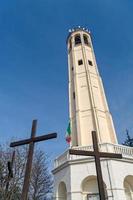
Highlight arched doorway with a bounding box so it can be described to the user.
[124,175,133,200]
[58,181,67,200]
[81,176,107,200]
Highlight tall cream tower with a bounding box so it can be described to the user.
[67,27,117,146]
[53,27,133,200]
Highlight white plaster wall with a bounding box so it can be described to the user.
[53,158,133,200]
[53,165,71,200]
[109,160,133,200]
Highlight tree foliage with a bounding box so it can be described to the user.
[123,130,133,147]
[0,145,53,200]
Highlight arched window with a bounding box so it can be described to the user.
[83,34,89,45]
[75,34,81,45]
[82,176,108,200]
[58,182,67,200]
[124,175,133,200]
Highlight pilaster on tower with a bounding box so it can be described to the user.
[67,27,118,146]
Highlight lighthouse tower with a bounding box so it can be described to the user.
[68,27,117,146]
[53,28,133,200]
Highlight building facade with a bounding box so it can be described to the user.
[53,28,133,200]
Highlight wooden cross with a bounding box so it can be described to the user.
[69,131,122,200]
[6,150,15,192]
[10,119,57,200]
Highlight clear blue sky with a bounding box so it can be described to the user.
[0,0,133,164]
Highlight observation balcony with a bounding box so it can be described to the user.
[54,143,133,169]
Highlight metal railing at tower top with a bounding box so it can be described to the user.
[54,143,133,169]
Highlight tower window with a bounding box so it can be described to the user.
[78,59,83,65]
[68,39,72,53]
[75,34,81,45]
[88,60,93,66]
[73,92,75,99]
[69,40,72,50]
[83,35,89,45]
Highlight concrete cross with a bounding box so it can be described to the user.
[69,131,122,200]
[10,119,57,200]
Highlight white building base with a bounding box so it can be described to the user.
[53,143,133,200]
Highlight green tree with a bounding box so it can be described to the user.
[123,130,133,147]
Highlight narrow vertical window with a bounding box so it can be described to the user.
[68,39,72,53]
[75,35,81,45]
[83,35,89,45]
[69,40,72,50]
[73,92,75,99]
